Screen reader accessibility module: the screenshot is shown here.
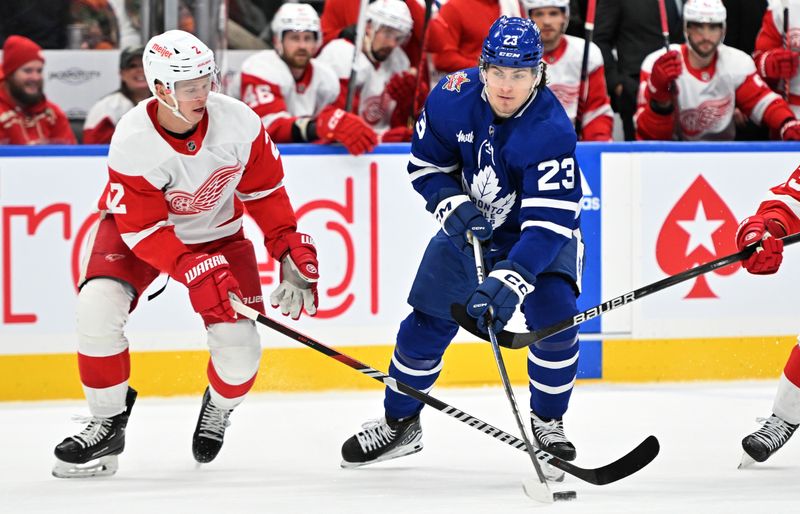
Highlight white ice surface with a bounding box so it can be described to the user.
[3,381,798,514]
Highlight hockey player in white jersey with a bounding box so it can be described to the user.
[754,1,800,116]
[240,3,377,155]
[735,163,800,467]
[636,0,800,141]
[52,30,320,478]
[316,0,426,142]
[524,0,613,141]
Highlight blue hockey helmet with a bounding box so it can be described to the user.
[480,16,543,69]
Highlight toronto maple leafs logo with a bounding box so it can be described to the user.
[165,163,242,215]
[442,71,470,93]
[463,139,516,228]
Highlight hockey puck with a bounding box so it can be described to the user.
[553,491,577,502]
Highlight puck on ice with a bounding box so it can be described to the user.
[553,491,577,501]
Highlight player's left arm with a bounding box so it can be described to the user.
[237,124,299,256]
[507,128,582,278]
[734,70,797,137]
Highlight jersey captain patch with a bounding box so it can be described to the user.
[442,71,471,93]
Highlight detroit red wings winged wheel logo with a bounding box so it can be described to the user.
[165,164,242,214]
[655,175,739,298]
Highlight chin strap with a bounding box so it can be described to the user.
[156,92,192,124]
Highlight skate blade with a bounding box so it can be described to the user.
[738,452,757,469]
[522,477,554,503]
[52,455,118,479]
[340,441,424,469]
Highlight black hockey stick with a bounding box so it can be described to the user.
[451,232,800,350]
[574,0,596,138]
[408,0,435,125]
[230,298,659,486]
[469,236,552,501]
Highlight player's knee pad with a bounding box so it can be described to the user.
[396,309,458,361]
[207,319,261,384]
[524,274,579,352]
[76,278,135,356]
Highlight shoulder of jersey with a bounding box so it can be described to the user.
[517,89,576,153]
[562,34,604,66]
[241,49,294,89]
[716,44,757,77]
[309,58,340,86]
[640,43,683,71]
[85,91,134,127]
[428,68,482,117]
[317,38,357,77]
[206,92,262,136]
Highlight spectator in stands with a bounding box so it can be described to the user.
[753,1,800,118]
[320,0,430,68]
[317,0,427,142]
[0,35,76,144]
[593,0,684,140]
[69,0,119,49]
[83,45,150,144]
[240,3,377,155]
[635,0,800,142]
[426,0,522,74]
[0,1,69,49]
[526,0,613,141]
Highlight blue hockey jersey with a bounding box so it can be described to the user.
[407,67,582,278]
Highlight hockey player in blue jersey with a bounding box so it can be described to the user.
[341,16,584,469]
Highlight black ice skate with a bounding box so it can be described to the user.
[739,414,798,468]
[340,414,423,468]
[531,411,577,462]
[52,387,137,479]
[192,387,233,464]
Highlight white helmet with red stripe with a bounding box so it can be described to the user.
[143,30,216,122]
[367,0,413,37]
[683,0,727,25]
[271,3,322,55]
[521,0,570,18]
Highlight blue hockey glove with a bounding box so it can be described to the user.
[427,189,492,255]
[466,260,535,334]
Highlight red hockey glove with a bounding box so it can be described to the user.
[268,232,319,320]
[781,119,800,140]
[381,126,414,142]
[758,48,799,80]
[648,50,682,103]
[386,71,429,125]
[735,215,786,275]
[174,253,242,322]
[316,106,377,156]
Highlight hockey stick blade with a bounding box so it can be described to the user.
[452,232,800,349]
[230,298,660,486]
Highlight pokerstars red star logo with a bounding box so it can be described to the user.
[655,175,739,298]
[442,71,470,93]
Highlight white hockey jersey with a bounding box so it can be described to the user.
[543,34,613,141]
[239,50,340,141]
[82,91,135,144]
[316,38,410,131]
[98,93,295,276]
[755,0,800,115]
[637,44,786,140]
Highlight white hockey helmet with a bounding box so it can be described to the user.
[143,30,216,122]
[521,0,570,19]
[271,3,322,53]
[683,0,727,26]
[367,0,414,38]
